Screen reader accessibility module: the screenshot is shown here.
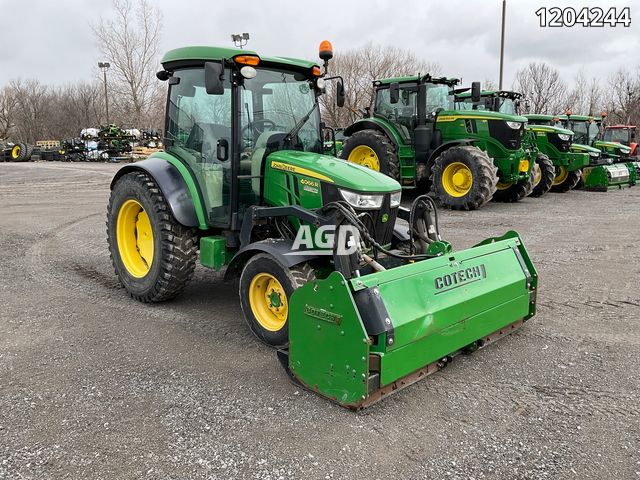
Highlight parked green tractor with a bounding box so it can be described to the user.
[456,90,580,197]
[556,114,634,191]
[339,76,532,210]
[523,113,590,193]
[106,43,538,409]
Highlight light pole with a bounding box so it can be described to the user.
[231,32,250,49]
[498,0,506,90]
[98,62,111,125]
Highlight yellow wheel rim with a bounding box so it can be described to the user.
[442,162,473,197]
[249,273,288,332]
[532,163,542,187]
[11,145,21,159]
[553,166,568,186]
[116,199,154,278]
[496,181,513,190]
[348,145,380,171]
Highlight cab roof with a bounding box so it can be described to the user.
[456,89,522,100]
[606,124,636,129]
[375,75,459,87]
[525,114,557,121]
[161,46,319,71]
[556,114,597,122]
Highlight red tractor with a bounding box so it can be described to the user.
[603,125,638,157]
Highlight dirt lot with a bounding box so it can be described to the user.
[0,162,639,480]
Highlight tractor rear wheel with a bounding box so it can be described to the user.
[529,153,555,197]
[239,254,315,348]
[492,176,534,202]
[107,171,198,302]
[11,142,33,162]
[430,146,498,210]
[340,129,399,181]
[550,166,581,193]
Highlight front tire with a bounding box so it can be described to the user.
[550,166,581,193]
[492,176,534,202]
[107,171,198,302]
[239,254,315,348]
[340,129,400,181]
[529,153,555,197]
[430,146,498,210]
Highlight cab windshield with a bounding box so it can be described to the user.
[603,128,631,144]
[569,121,599,144]
[457,96,516,114]
[240,68,322,155]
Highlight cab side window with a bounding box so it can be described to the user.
[166,67,232,226]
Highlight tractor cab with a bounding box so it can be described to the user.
[456,89,522,116]
[604,125,637,156]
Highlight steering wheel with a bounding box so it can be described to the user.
[242,119,277,139]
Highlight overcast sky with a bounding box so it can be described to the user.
[0,0,637,88]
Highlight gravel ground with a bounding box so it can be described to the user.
[0,162,639,480]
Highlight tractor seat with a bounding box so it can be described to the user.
[250,131,285,194]
[185,123,230,162]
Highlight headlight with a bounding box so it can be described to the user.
[589,151,600,157]
[506,121,522,130]
[316,78,326,90]
[558,133,571,141]
[339,189,383,209]
[390,191,401,207]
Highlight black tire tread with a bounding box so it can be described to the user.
[551,168,582,193]
[430,146,498,210]
[107,171,198,303]
[340,129,400,181]
[530,153,555,197]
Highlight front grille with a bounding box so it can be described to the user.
[488,120,523,150]
[547,132,571,152]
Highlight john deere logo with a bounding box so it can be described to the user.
[304,304,342,325]
[381,213,389,223]
[434,264,487,292]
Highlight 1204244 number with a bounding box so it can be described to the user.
[535,7,631,27]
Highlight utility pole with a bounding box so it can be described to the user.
[98,62,111,125]
[499,0,506,90]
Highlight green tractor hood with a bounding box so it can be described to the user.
[265,150,400,193]
[526,124,573,136]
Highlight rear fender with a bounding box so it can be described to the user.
[343,118,402,147]
[110,154,204,228]
[224,239,320,280]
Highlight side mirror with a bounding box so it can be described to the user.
[216,138,229,161]
[631,131,636,140]
[471,81,481,103]
[389,82,400,104]
[336,81,345,107]
[205,62,224,95]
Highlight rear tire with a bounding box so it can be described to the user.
[430,146,498,210]
[239,254,315,348]
[550,167,581,193]
[529,153,555,197]
[340,129,400,181]
[107,171,198,302]
[11,142,33,162]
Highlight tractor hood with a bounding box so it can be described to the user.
[526,124,573,136]
[437,109,528,124]
[571,143,601,154]
[265,150,400,193]
[593,140,631,154]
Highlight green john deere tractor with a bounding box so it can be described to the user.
[556,114,634,191]
[339,76,533,210]
[107,43,537,409]
[522,114,590,193]
[456,90,565,198]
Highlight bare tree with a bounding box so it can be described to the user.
[320,43,441,127]
[93,0,163,127]
[0,84,18,141]
[513,62,567,114]
[564,71,603,116]
[603,68,640,125]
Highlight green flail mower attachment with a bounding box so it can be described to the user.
[583,163,635,191]
[280,231,537,409]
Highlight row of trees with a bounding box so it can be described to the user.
[2,2,639,143]
[0,0,165,144]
